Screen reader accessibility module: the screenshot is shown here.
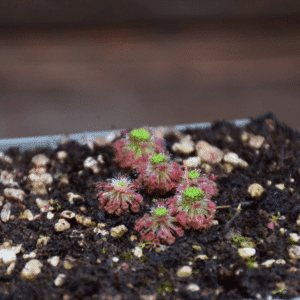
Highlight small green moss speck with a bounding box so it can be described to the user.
[227,212,233,220]
[192,269,199,275]
[118,182,125,186]
[245,257,257,269]
[287,237,297,246]
[231,234,248,246]
[139,255,149,263]
[119,251,134,262]
[157,280,174,294]
[272,283,285,295]
[141,277,148,286]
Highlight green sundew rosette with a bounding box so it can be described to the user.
[128,128,154,159]
[154,207,168,217]
[181,187,204,207]
[185,170,201,186]
[175,187,208,219]
[150,154,167,165]
[130,128,151,142]
[148,154,170,194]
[189,171,200,180]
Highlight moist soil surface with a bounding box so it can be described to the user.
[1,112,300,300]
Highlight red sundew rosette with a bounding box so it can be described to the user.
[178,168,218,198]
[134,201,184,246]
[135,153,184,196]
[96,175,143,216]
[166,187,217,230]
[113,127,167,170]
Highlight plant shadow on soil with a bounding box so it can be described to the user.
[1,112,300,299]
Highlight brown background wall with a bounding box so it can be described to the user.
[1,0,300,27]
[1,1,300,139]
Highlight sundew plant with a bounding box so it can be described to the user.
[96,127,219,247]
[113,127,167,170]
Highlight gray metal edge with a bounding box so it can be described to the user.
[0,118,251,153]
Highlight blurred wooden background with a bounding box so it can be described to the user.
[0,1,300,139]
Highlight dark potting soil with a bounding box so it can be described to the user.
[1,112,300,300]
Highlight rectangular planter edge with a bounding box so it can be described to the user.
[0,118,250,153]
